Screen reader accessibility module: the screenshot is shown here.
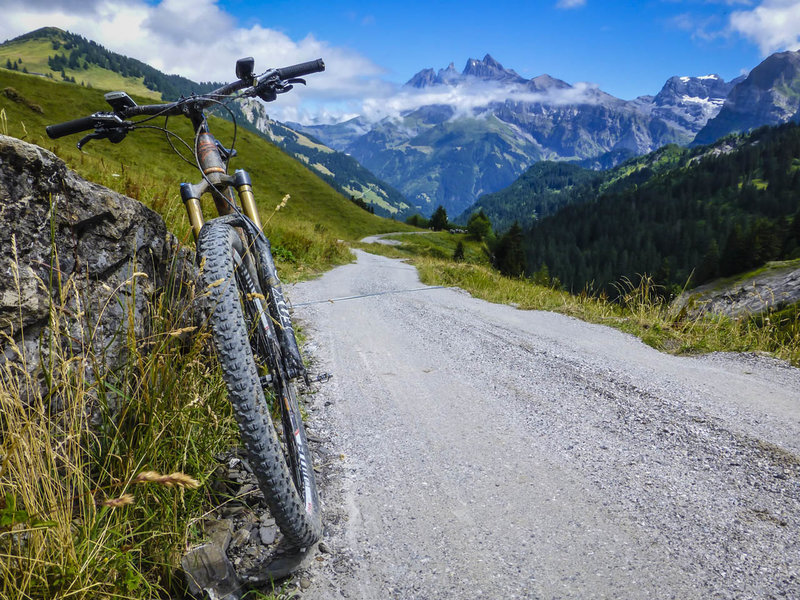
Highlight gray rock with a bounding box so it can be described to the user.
[0,135,196,392]
[230,526,251,550]
[259,525,277,545]
[675,261,800,318]
[204,519,234,552]
[181,542,242,600]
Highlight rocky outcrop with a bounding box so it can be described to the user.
[0,135,194,387]
[675,261,800,319]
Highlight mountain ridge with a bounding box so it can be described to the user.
[297,54,737,217]
[693,50,800,145]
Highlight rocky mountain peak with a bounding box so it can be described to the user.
[405,67,437,88]
[461,54,527,83]
[654,74,735,107]
[693,49,800,145]
[405,54,526,88]
[527,73,572,92]
[748,50,800,88]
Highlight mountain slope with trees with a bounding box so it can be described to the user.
[0,27,219,99]
[521,123,800,294]
[464,143,689,233]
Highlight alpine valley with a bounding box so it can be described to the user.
[292,54,744,217]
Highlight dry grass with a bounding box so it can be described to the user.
[0,241,237,598]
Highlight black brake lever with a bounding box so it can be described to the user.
[286,78,306,86]
[77,126,130,151]
[77,132,104,150]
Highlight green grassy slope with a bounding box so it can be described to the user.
[0,31,162,100]
[0,68,411,277]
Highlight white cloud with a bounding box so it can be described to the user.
[352,79,606,124]
[0,0,385,123]
[0,0,607,125]
[729,0,800,54]
[555,0,587,8]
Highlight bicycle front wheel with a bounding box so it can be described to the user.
[198,221,321,549]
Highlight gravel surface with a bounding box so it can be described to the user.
[290,250,800,599]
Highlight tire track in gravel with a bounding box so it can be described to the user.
[290,250,800,599]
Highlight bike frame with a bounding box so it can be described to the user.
[178,110,262,241]
[175,107,306,380]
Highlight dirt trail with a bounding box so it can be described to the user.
[290,250,800,599]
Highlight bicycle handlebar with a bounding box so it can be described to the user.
[46,57,325,140]
[275,58,325,81]
[45,116,101,139]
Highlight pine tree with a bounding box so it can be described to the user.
[720,225,750,276]
[695,239,720,285]
[493,222,526,277]
[453,241,465,262]
[430,206,448,231]
[467,210,492,241]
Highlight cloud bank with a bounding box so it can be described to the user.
[729,0,800,55]
[352,79,606,124]
[0,0,385,122]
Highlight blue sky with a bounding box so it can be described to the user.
[2,0,800,123]
[214,0,765,97]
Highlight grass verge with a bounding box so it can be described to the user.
[360,233,800,366]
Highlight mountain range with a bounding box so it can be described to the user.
[293,54,743,218]
[5,27,800,228]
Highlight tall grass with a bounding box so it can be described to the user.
[0,237,237,598]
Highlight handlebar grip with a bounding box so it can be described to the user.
[46,116,97,139]
[275,58,325,80]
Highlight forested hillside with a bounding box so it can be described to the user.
[467,143,692,232]
[523,123,800,294]
[1,27,219,99]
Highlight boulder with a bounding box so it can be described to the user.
[0,135,194,388]
[674,260,800,319]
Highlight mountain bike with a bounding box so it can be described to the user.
[46,56,325,550]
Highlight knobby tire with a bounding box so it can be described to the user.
[198,221,322,549]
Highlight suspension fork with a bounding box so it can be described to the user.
[180,168,261,241]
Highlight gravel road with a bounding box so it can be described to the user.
[289,250,800,599]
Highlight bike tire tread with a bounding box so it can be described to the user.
[198,221,321,549]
